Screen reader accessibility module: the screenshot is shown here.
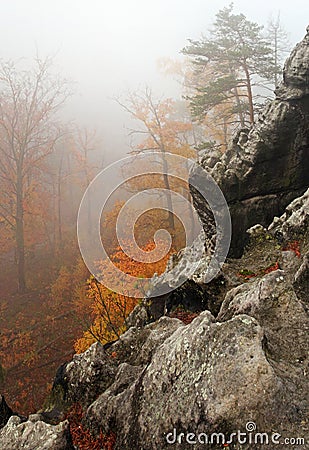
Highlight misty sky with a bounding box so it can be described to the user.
[1,0,308,162]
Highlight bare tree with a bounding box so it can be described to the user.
[0,57,70,292]
[267,14,291,88]
[73,127,100,237]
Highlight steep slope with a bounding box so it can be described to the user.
[48,188,309,449]
[0,27,308,450]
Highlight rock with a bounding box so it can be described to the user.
[110,316,184,366]
[46,316,184,417]
[86,363,145,439]
[45,342,118,413]
[268,187,309,241]
[218,270,309,365]
[0,415,73,450]
[197,146,222,168]
[125,302,149,329]
[189,31,309,257]
[294,253,309,304]
[136,313,281,449]
[146,231,229,318]
[60,342,117,407]
[86,311,307,449]
[276,25,309,100]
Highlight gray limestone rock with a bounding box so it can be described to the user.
[62,342,117,406]
[268,187,309,240]
[0,415,73,450]
[86,311,307,449]
[276,25,309,100]
[294,253,309,304]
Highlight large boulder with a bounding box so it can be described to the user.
[44,341,118,413]
[189,28,309,257]
[85,296,308,449]
[87,312,285,449]
[0,415,73,450]
[83,178,308,449]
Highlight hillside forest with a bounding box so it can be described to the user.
[0,5,291,416]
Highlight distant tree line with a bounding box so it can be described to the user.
[0,58,101,292]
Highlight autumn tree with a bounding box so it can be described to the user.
[158,57,239,151]
[183,4,275,127]
[116,88,195,231]
[0,57,69,292]
[74,197,187,353]
[100,200,186,261]
[74,238,174,353]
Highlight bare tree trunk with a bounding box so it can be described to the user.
[243,64,254,124]
[51,181,56,256]
[274,28,278,87]
[161,151,175,230]
[234,86,246,127]
[16,168,26,293]
[57,169,62,250]
[229,66,246,127]
[85,169,93,237]
[87,186,92,237]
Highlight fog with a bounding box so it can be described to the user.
[1,0,308,162]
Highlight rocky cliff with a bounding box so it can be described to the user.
[0,28,308,450]
[190,25,309,257]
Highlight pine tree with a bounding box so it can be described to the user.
[183,4,275,127]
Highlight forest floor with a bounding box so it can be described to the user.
[0,251,89,415]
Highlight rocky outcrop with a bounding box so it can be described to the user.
[29,188,306,450]
[189,27,309,257]
[268,186,309,241]
[136,231,229,321]
[43,339,118,417]
[276,25,309,100]
[1,26,308,450]
[87,312,283,449]
[0,415,73,450]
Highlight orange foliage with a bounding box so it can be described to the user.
[65,403,116,450]
[263,261,280,274]
[101,200,186,262]
[74,240,175,353]
[169,308,199,325]
[282,241,301,258]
